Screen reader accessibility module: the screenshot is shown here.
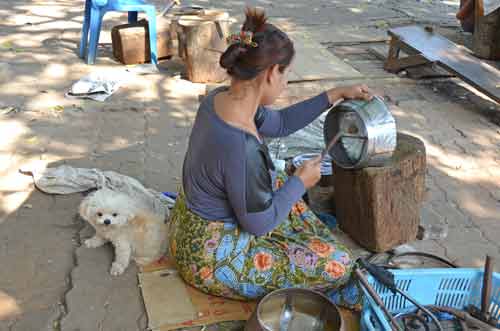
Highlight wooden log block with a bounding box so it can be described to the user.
[166,19,179,59]
[473,7,500,60]
[111,18,174,65]
[332,133,426,253]
[177,11,232,83]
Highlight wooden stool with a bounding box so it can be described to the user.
[332,133,426,252]
[384,25,500,104]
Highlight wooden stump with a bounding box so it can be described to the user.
[111,18,173,65]
[473,6,500,60]
[332,133,426,253]
[176,11,232,83]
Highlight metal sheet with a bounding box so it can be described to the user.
[323,97,396,169]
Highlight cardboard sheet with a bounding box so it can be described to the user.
[139,257,256,331]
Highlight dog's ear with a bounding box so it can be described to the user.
[128,212,149,229]
[125,211,136,222]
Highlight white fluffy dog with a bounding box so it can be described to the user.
[79,188,168,276]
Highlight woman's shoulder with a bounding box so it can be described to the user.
[199,86,229,111]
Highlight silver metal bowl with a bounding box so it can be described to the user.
[245,288,344,331]
[292,153,333,176]
[323,96,396,169]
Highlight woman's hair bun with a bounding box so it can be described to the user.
[219,7,294,80]
[220,44,247,71]
[219,7,267,73]
[242,7,267,33]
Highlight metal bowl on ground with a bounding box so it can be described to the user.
[323,96,396,169]
[245,288,344,331]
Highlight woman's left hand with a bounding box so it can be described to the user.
[326,84,373,105]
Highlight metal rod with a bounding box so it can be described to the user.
[158,0,180,17]
[394,288,443,331]
[321,132,365,160]
[355,269,402,331]
[321,131,343,160]
[430,306,499,331]
[482,255,493,318]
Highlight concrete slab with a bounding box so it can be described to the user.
[0,193,79,331]
[61,224,147,331]
[287,31,364,80]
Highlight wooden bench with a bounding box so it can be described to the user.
[385,25,500,104]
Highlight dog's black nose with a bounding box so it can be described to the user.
[104,219,111,225]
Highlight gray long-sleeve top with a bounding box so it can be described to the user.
[182,87,331,236]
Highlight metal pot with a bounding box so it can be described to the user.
[323,96,396,169]
[245,288,344,331]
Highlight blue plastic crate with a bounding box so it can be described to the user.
[361,268,500,331]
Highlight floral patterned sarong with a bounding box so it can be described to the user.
[168,172,362,308]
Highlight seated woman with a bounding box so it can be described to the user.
[168,7,372,305]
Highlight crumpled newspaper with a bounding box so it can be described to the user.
[66,69,132,102]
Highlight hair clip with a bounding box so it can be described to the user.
[227,30,258,48]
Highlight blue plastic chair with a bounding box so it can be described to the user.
[79,0,157,65]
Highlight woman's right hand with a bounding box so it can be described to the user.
[294,156,322,189]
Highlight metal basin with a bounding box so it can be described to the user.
[323,96,396,169]
[245,288,344,331]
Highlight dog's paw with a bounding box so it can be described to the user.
[110,262,126,276]
[84,237,105,248]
